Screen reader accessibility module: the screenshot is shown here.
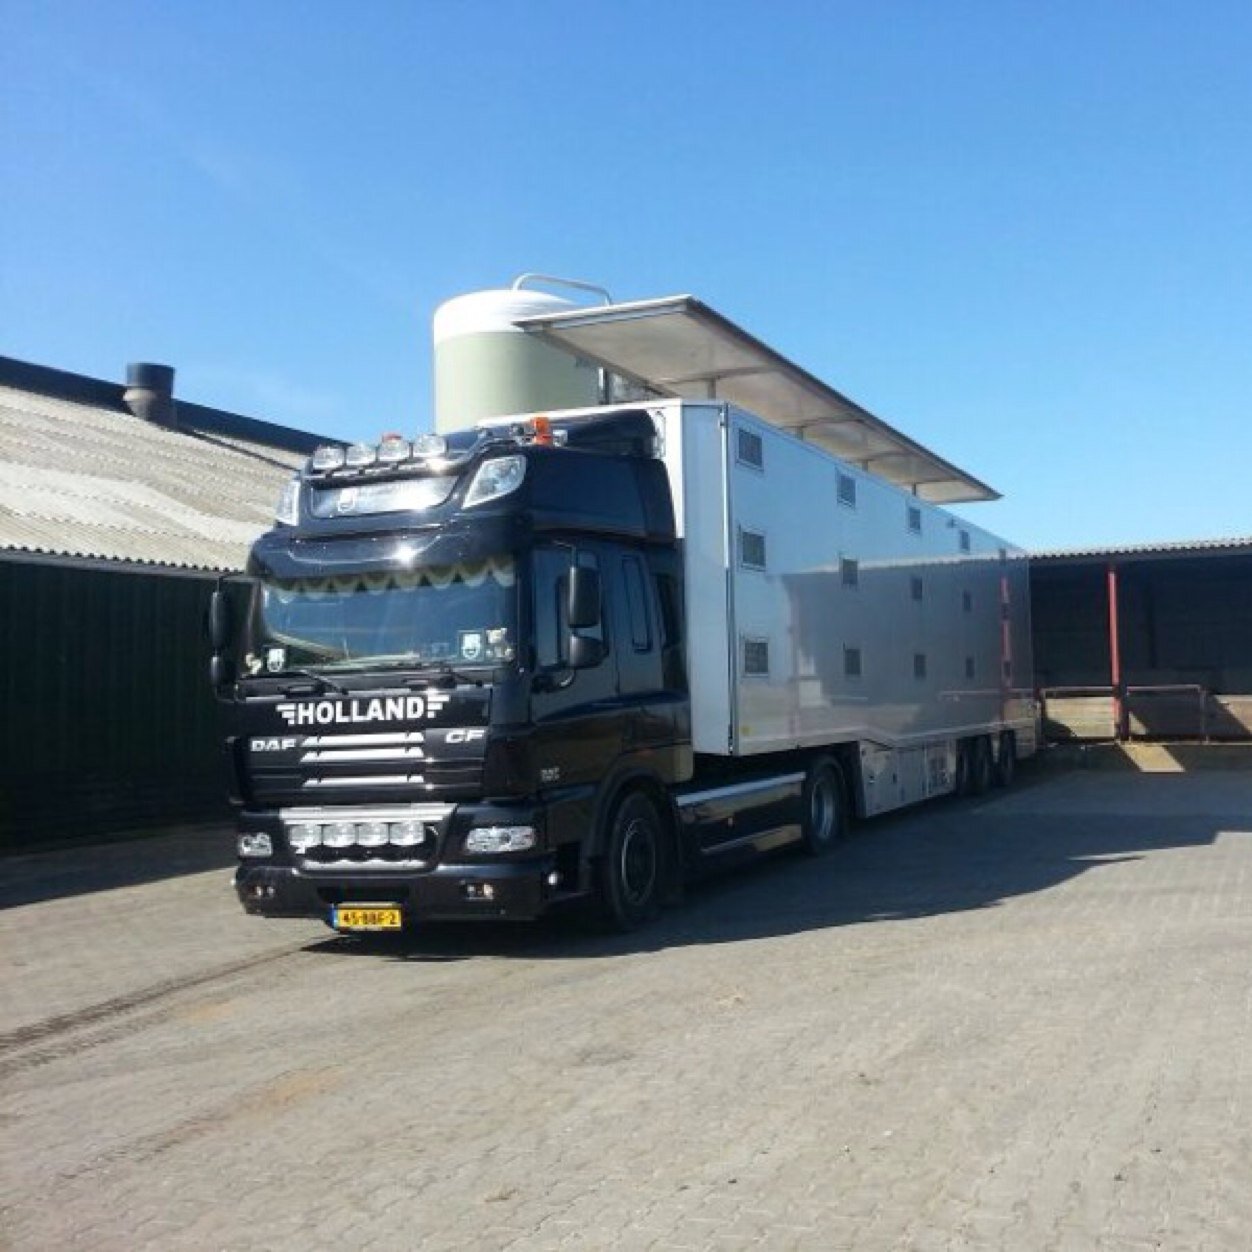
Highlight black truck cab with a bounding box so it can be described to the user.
[220,410,692,930]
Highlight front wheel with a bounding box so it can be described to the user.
[801,757,847,855]
[598,791,664,931]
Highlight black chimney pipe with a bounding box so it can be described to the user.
[123,362,176,427]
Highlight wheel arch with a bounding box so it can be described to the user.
[587,763,681,875]
[806,742,859,818]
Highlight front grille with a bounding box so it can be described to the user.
[248,728,486,803]
[298,731,431,792]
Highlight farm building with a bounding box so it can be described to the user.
[1032,539,1252,741]
[0,356,323,848]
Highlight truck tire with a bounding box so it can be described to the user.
[953,743,972,797]
[970,736,994,796]
[598,790,664,931]
[801,756,846,856]
[994,731,1016,787]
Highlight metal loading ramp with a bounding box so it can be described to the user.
[517,295,998,505]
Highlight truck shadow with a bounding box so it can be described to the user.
[0,826,234,909]
[309,775,1250,963]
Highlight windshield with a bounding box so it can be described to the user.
[244,554,517,673]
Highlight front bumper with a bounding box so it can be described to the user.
[235,855,559,923]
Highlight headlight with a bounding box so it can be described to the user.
[275,476,301,525]
[238,832,273,858]
[463,456,526,509]
[464,825,536,854]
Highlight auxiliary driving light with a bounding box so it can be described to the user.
[345,442,377,468]
[464,825,536,854]
[274,476,301,525]
[356,820,389,848]
[324,821,357,849]
[412,434,448,459]
[463,456,526,509]
[377,436,410,464]
[287,823,322,853]
[389,819,426,847]
[238,832,273,858]
[311,445,346,472]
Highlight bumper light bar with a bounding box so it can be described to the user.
[286,819,437,853]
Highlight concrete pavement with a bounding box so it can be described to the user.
[2,771,1251,1250]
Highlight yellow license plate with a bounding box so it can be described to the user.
[334,906,403,931]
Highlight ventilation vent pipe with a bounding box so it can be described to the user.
[123,362,176,427]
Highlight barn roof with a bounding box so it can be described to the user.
[1030,537,1252,565]
[0,356,326,575]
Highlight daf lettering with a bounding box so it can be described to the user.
[251,737,298,753]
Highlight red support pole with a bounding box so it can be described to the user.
[1107,562,1124,740]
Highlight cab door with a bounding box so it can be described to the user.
[529,545,620,787]
[612,550,687,766]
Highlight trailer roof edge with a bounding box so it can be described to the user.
[517,295,999,505]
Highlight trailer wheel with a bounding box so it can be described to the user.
[953,743,972,797]
[970,736,994,796]
[801,757,846,856]
[994,732,1016,787]
[598,790,663,931]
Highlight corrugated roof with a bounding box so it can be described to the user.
[0,382,310,574]
[1031,537,1252,562]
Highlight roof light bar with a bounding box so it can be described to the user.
[377,436,411,464]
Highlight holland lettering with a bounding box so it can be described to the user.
[275,693,449,728]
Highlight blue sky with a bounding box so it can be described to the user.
[3,1,1250,550]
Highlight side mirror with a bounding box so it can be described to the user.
[209,654,235,688]
[568,635,605,670]
[208,588,232,652]
[567,566,601,630]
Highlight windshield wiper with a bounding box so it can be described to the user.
[279,668,350,695]
[403,660,487,688]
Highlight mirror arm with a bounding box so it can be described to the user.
[532,668,575,694]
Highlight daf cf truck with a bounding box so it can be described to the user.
[215,290,1036,932]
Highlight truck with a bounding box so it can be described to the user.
[214,285,1036,932]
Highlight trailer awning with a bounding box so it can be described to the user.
[517,295,997,504]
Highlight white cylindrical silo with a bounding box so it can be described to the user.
[432,280,602,432]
